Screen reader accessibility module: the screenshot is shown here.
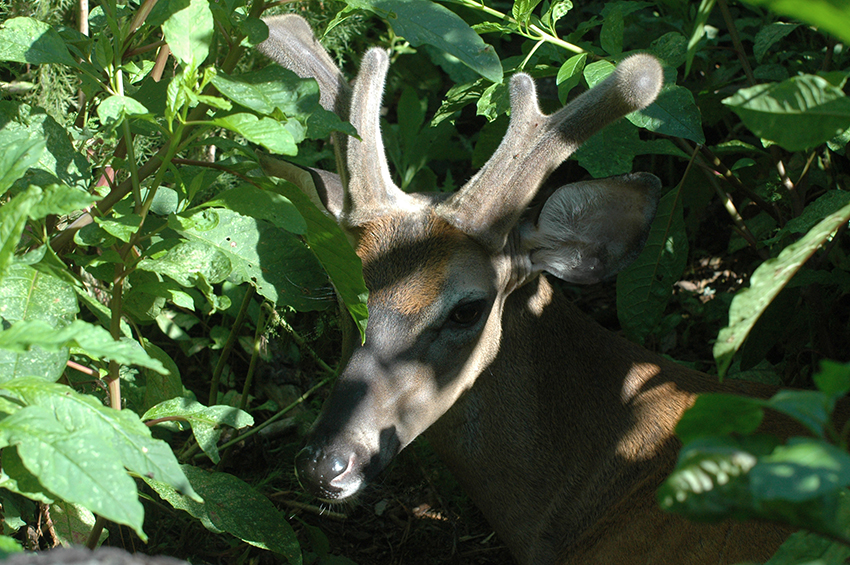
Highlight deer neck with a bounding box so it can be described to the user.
[424,275,703,564]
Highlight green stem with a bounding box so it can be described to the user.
[455,0,584,55]
[208,286,256,404]
[206,372,336,458]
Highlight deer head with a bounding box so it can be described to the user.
[259,15,663,502]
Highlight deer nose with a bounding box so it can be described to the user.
[295,445,359,500]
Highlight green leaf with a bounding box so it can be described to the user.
[161,0,213,70]
[0,131,45,197]
[632,85,706,144]
[350,0,503,83]
[49,500,107,547]
[600,5,624,55]
[0,378,199,501]
[210,66,320,117]
[0,445,54,504]
[752,438,850,502]
[0,406,145,538]
[94,213,143,243]
[169,208,330,311]
[740,0,850,45]
[0,17,77,67]
[139,339,184,412]
[212,113,297,155]
[574,119,641,177]
[769,190,850,243]
[512,0,544,26]
[685,0,716,76]
[0,102,92,191]
[813,360,850,403]
[765,528,850,565]
[753,22,799,63]
[0,320,168,375]
[764,390,832,439]
[658,435,767,522]
[137,239,233,288]
[723,75,850,152]
[143,397,253,464]
[263,174,369,340]
[211,67,354,140]
[675,394,766,444]
[617,189,688,343]
[0,263,77,383]
[146,466,301,564]
[200,185,307,235]
[556,53,586,104]
[0,187,41,280]
[96,95,151,129]
[714,198,850,376]
[29,184,97,219]
[583,59,614,88]
[476,81,510,122]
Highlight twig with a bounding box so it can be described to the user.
[66,360,100,378]
[696,144,780,222]
[209,286,256,404]
[772,146,804,217]
[717,0,755,86]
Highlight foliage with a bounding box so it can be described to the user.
[1,0,850,563]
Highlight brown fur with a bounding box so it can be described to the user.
[356,212,468,315]
[426,275,796,565]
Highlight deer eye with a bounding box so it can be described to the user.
[447,300,486,328]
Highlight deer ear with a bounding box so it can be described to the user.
[521,172,661,284]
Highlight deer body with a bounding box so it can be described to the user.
[258,16,793,564]
[426,275,791,564]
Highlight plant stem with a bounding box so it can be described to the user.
[454,0,584,55]
[208,371,336,457]
[208,286,256,404]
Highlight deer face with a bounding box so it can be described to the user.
[295,208,508,500]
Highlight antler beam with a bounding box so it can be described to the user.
[437,54,664,251]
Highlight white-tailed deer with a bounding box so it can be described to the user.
[259,15,795,564]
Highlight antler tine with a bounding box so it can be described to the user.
[342,48,410,226]
[258,15,349,113]
[437,53,664,251]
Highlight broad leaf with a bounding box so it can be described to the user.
[144,397,253,464]
[714,198,850,376]
[675,394,766,444]
[161,0,213,71]
[137,239,232,288]
[349,0,503,83]
[0,102,92,191]
[0,264,77,382]
[0,406,145,538]
[723,75,850,151]
[212,113,297,155]
[169,208,330,310]
[262,174,369,340]
[146,466,301,564]
[1,378,199,500]
[0,131,45,197]
[199,184,307,235]
[0,188,41,280]
[617,188,688,344]
[0,17,77,67]
[0,320,168,375]
[741,0,850,45]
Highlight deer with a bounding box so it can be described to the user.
[258,14,796,564]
